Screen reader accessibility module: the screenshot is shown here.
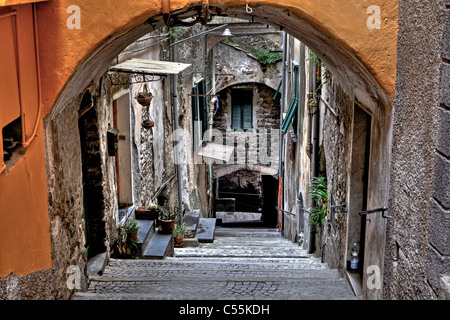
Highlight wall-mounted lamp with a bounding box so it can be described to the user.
[221,28,233,37]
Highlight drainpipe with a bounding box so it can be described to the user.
[309,59,321,253]
[171,45,183,205]
[278,31,287,234]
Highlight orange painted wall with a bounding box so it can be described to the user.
[0,3,52,278]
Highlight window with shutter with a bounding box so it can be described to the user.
[192,79,208,150]
[231,89,253,131]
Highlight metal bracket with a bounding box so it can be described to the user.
[109,72,164,86]
[299,207,311,214]
[359,207,391,219]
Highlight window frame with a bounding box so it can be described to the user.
[231,88,253,131]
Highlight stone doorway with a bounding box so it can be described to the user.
[78,90,106,259]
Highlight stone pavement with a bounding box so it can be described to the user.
[72,227,357,300]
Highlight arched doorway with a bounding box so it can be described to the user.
[78,90,106,259]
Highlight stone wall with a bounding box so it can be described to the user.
[320,80,353,272]
[213,83,280,175]
[282,36,395,300]
[42,79,119,299]
[384,0,448,300]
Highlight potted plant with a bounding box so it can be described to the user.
[113,220,140,259]
[135,202,160,220]
[124,219,139,242]
[173,223,186,248]
[142,119,155,129]
[158,201,185,234]
[158,205,177,234]
[136,91,153,107]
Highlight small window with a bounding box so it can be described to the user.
[231,89,253,131]
[2,116,24,170]
[192,79,208,150]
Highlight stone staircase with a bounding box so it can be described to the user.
[135,209,216,259]
[74,226,357,300]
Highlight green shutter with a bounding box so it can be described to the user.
[192,86,199,121]
[232,89,253,130]
[242,104,252,130]
[200,80,208,134]
[232,104,241,130]
[281,97,298,134]
[281,66,300,134]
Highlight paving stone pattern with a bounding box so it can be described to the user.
[72,227,356,300]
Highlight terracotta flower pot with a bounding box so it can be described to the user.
[136,94,153,106]
[174,235,184,248]
[128,231,138,242]
[135,207,159,220]
[158,218,175,234]
[142,119,155,129]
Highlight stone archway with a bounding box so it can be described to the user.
[37,0,398,298]
[40,0,397,121]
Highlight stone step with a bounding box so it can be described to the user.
[174,248,310,259]
[88,269,343,282]
[141,231,174,259]
[72,225,357,301]
[216,211,262,224]
[182,210,200,234]
[136,219,155,251]
[195,218,216,243]
[214,227,281,238]
[103,257,326,277]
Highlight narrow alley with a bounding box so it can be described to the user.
[72,227,356,300]
[2,0,449,302]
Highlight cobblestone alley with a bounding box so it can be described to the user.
[72,227,357,300]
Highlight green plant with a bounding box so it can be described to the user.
[168,27,186,41]
[309,176,328,230]
[114,220,140,259]
[173,223,186,237]
[159,201,185,221]
[254,49,282,65]
[177,83,185,95]
[137,91,152,98]
[148,202,159,210]
[226,37,236,44]
[124,219,139,234]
